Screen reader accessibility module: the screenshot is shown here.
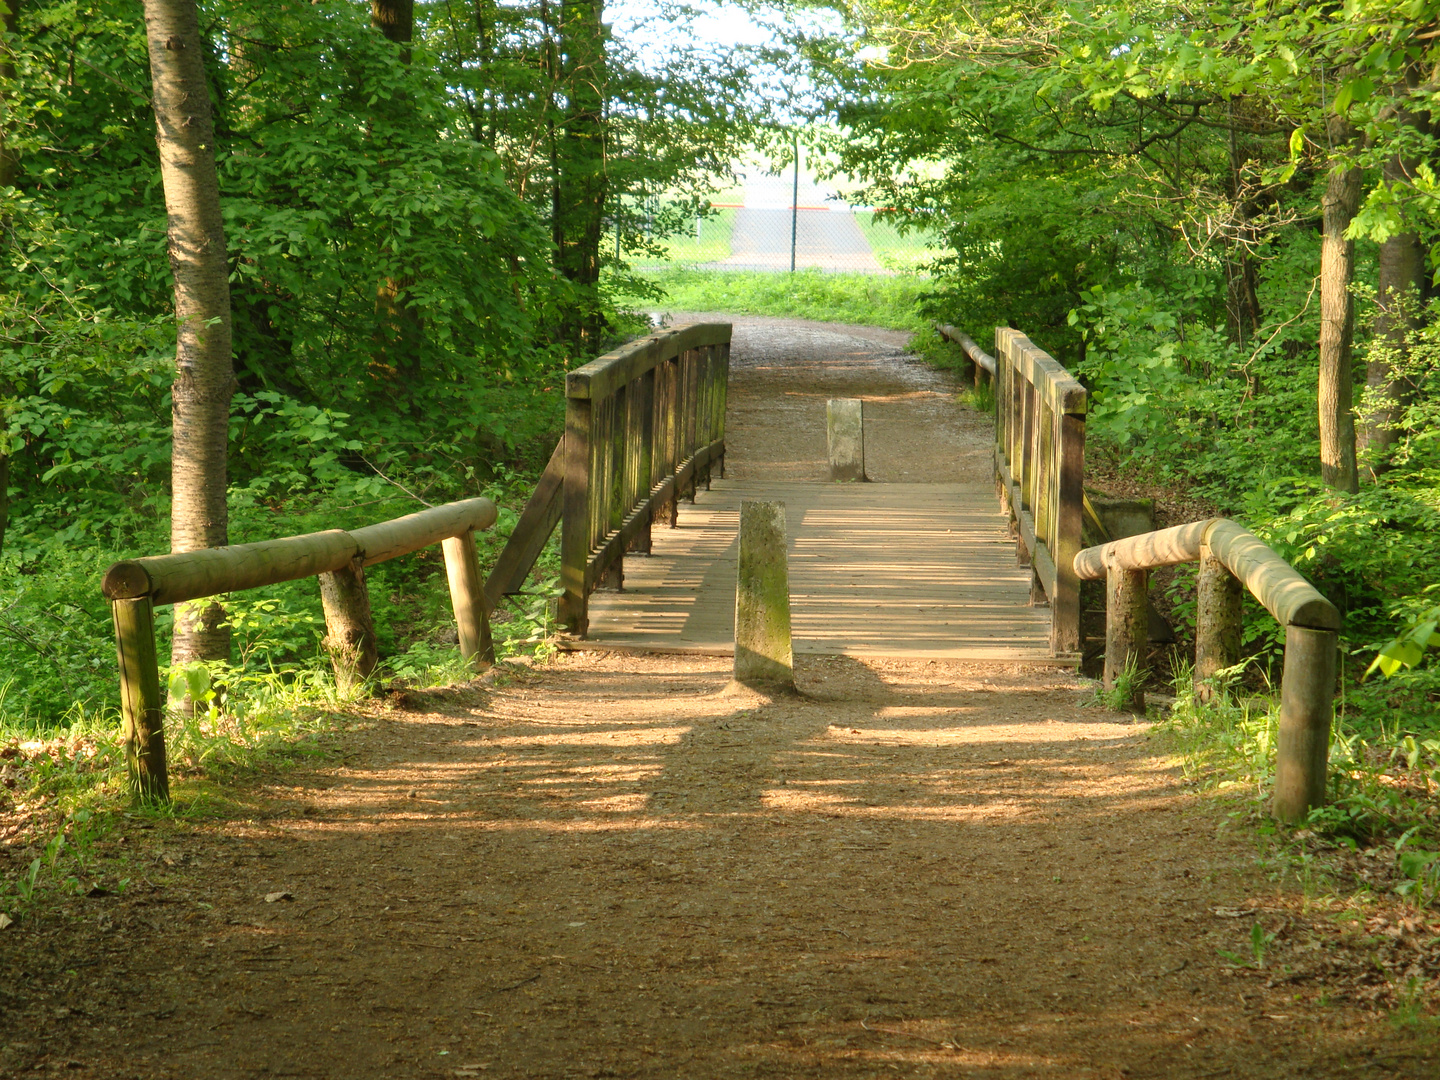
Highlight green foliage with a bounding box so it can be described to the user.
[619,267,930,330]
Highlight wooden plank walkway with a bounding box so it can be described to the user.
[583,479,1061,661]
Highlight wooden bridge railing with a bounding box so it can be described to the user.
[1075,519,1341,821]
[941,325,1086,656]
[484,322,732,636]
[102,498,499,802]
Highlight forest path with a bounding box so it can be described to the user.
[6,318,1429,1079]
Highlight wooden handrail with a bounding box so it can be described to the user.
[1074,519,1340,822]
[103,496,500,803]
[482,323,733,625]
[104,498,497,605]
[935,323,997,379]
[992,328,1087,655]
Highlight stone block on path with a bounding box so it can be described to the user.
[827,398,866,482]
[733,500,794,692]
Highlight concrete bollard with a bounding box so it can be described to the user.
[827,398,866,482]
[733,500,794,693]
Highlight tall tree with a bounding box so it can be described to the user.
[552,0,609,349]
[1360,66,1429,476]
[369,0,425,389]
[0,0,18,559]
[1318,116,1362,495]
[142,0,235,667]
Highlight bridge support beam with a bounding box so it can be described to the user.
[733,500,794,693]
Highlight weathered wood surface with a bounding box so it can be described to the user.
[582,480,1060,661]
[1073,517,1340,630]
[104,498,498,605]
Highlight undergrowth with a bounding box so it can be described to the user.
[1157,658,1440,910]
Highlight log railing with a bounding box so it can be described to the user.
[935,324,997,388]
[102,498,499,802]
[1074,518,1341,821]
[484,322,732,636]
[992,328,1086,655]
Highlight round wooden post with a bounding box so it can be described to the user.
[1273,625,1337,822]
[1194,546,1242,702]
[1104,558,1148,714]
[318,558,378,692]
[110,597,169,803]
[442,529,495,670]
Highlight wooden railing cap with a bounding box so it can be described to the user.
[996,327,1087,415]
[567,322,732,401]
[1073,517,1340,630]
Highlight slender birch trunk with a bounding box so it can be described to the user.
[1318,117,1361,495]
[142,0,235,667]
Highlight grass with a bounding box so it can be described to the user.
[854,210,945,272]
[628,208,736,268]
[1154,656,1440,909]
[613,267,933,331]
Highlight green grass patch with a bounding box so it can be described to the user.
[629,207,736,267]
[615,267,932,331]
[854,210,946,272]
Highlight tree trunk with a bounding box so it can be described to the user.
[0,0,19,560]
[552,0,608,350]
[369,0,424,391]
[1360,68,1428,478]
[1224,101,1262,348]
[142,0,235,667]
[371,0,414,62]
[1317,118,1361,495]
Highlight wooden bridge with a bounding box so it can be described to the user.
[101,318,1340,820]
[487,321,1084,664]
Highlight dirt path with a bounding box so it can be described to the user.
[3,317,1434,1078]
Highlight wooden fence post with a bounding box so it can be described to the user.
[442,529,495,670]
[1194,546,1242,702]
[1273,625,1337,822]
[318,558,377,692]
[1103,557,1148,714]
[560,395,593,635]
[733,500,794,693]
[110,597,169,803]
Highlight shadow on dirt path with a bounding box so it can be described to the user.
[7,654,1434,1078]
[3,317,1435,1078]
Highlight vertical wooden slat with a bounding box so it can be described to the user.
[716,342,730,477]
[1035,401,1054,550]
[1052,409,1085,654]
[1020,381,1037,511]
[661,355,680,525]
[559,394,593,634]
[630,368,656,554]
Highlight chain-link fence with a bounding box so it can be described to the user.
[624,160,943,275]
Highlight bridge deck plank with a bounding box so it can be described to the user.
[580,479,1063,662]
